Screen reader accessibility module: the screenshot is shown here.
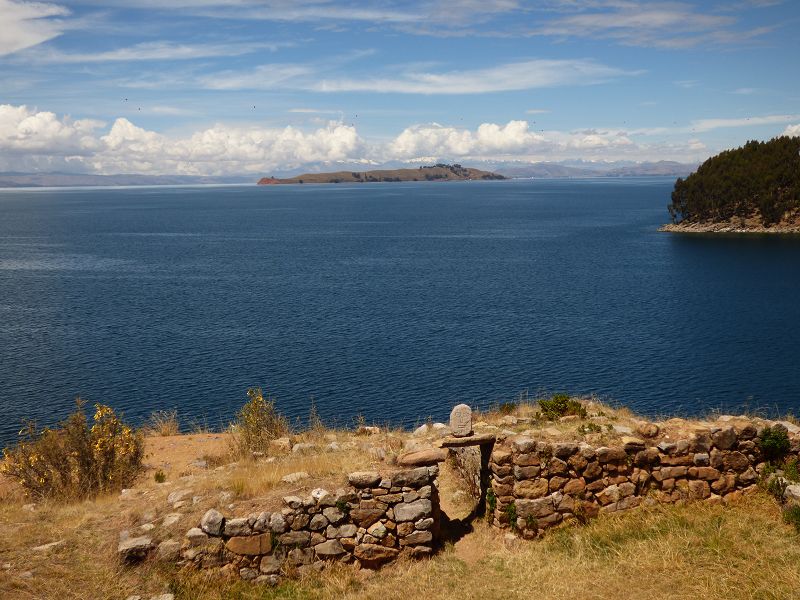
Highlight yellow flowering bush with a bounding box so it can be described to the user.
[229,387,290,458]
[1,399,144,500]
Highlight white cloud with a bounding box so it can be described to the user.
[691,114,800,132]
[531,2,773,48]
[0,0,70,56]
[388,121,640,161]
[784,124,800,137]
[22,40,293,63]
[0,104,102,154]
[0,104,741,175]
[204,58,640,94]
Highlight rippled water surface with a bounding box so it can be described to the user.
[1,179,799,446]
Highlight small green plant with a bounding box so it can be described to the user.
[335,499,351,516]
[228,388,290,458]
[154,469,166,483]
[525,515,537,530]
[606,423,614,432]
[538,394,587,421]
[485,487,497,521]
[505,501,518,531]
[784,505,800,533]
[765,475,788,502]
[785,458,800,482]
[760,425,791,463]
[762,462,778,480]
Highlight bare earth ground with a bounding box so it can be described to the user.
[3,402,800,599]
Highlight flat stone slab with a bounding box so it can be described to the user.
[397,448,447,466]
[438,433,496,448]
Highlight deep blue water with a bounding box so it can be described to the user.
[1,179,799,447]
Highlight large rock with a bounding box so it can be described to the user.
[279,531,311,547]
[394,499,432,522]
[450,404,473,438]
[226,533,272,556]
[350,508,385,528]
[784,484,800,503]
[354,543,399,568]
[314,539,345,559]
[348,471,382,488]
[118,536,154,562]
[712,427,737,450]
[200,509,224,536]
[397,448,447,466]
[223,517,251,537]
[391,467,431,487]
[156,540,181,561]
[281,471,309,485]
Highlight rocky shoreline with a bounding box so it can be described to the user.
[659,221,800,234]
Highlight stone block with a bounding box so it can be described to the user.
[450,404,473,437]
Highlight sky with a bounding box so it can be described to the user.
[0,0,799,175]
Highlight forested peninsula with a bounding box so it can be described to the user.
[257,163,505,185]
[662,136,800,233]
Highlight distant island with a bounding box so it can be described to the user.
[661,136,800,233]
[258,163,505,185]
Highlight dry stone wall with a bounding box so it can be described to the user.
[489,423,800,538]
[179,466,440,584]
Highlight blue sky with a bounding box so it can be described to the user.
[0,0,798,175]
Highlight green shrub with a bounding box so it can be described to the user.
[154,469,166,483]
[1,400,144,500]
[228,388,290,458]
[538,394,587,421]
[784,505,800,533]
[760,425,791,463]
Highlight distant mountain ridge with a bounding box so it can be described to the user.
[496,160,697,179]
[0,173,251,188]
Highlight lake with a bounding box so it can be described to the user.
[1,178,799,447]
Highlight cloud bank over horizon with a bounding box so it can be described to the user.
[1,103,798,176]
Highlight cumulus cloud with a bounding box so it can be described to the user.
[0,104,736,174]
[0,0,69,56]
[783,124,800,137]
[0,104,102,154]
[0,104,364,175]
